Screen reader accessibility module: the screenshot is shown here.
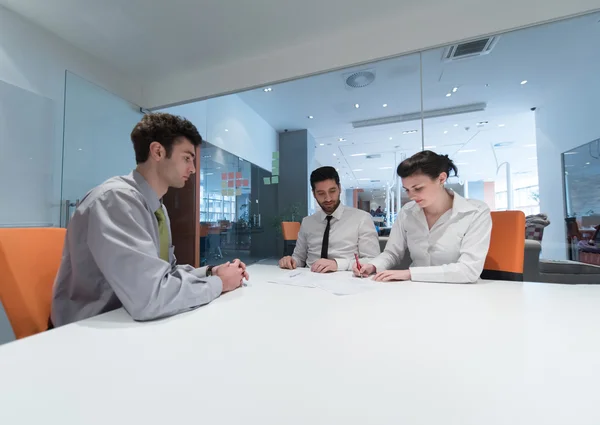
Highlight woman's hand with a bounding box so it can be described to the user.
[372,270,411,282]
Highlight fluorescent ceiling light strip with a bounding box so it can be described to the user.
[351,103,487,129]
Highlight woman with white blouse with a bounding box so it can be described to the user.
[353,151,492,283]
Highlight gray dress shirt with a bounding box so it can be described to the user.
[51,171,223,326]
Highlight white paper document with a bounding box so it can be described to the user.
[268,270,377,296]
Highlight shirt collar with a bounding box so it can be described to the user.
[449,191,478,217]
[318,203,345,221]
[132,170,161,213]
[407,189,477,217]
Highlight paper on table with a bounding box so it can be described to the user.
[267,270,317,288]
[268,270,377,296]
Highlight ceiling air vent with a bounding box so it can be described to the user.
[344,69,376,89]
[443,36,499,62]
[366,154,381,159]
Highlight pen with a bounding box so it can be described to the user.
[354,253,362,278]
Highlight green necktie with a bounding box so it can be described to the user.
[155,207,170,262]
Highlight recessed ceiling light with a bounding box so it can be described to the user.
[586,162,591,165]
[389,137,393,140]
[354,103,360,109]
[498,124,505,128]
[350,153,367,157]
[263,87,272,92]
[333,153,337,156]
[358,178,371,181]
[78,148,83,151]
[458,149,477,153]
[353,169,363,172]
[521,80,528,85]
[308,115,314,119]
[225,129,229,132]
[383,103,388,108]
[379,167,393,170]
[206,173,214,176]
[403,130,418,135]
[319,143,324,146]
[454,124,459,127]
[443,131,448,134]
[338,138,346,142]
[452,87,458,93]
[446,93,452,97]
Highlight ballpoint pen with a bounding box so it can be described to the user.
[354,253,363,278]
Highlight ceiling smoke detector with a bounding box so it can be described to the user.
[344,70,376,89]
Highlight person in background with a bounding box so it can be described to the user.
[52,113,248,327]
[279,166,380,273]
[354,151,492,283]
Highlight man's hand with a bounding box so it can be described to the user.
[213,261,247,293]
[279,256,297,270]
[213,259,249,281]
[311,259,337,273]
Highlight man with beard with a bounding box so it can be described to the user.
[279,166,380,273]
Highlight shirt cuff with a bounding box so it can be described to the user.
[408,266,445,283]
[189,266,208,278]
[368,257,387,273]
[205,276,223,298]
[334,258,350,271]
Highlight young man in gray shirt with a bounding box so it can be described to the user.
[52,113,248,326]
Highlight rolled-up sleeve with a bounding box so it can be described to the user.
[334,213,381,271]
[409,207,492,283]
[87,189,223,321]
[292,218,309,267]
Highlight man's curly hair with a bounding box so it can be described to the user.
[130,113,203,164]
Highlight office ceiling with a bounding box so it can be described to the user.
[0,0,424,78]
[236,12,600,189]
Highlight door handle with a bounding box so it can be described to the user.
[64,199,80,227]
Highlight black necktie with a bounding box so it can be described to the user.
[321,215,333,259]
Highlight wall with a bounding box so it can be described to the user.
[536,79,600,260]
[144,0,600,108]
[278,130,311,218]
[0,6,142,226]
[162,95,277,172]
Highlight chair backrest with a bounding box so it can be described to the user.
[0,228,66,339]
[281,222,301,241]
[481,211,526,281]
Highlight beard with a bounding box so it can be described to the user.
[318,199,341,214]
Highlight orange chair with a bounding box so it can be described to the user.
[481,211,526,281]
[0,228,66,339]
[281,221,301,256]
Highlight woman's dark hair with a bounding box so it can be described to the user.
[397,150,458,179]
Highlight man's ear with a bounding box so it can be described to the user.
[149,141,164,160]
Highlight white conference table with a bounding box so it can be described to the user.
[0,261,599,425]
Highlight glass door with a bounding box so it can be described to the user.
[60,71,143,226]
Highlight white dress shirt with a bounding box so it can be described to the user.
[292,204,380,271]
[369,191,492,283]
